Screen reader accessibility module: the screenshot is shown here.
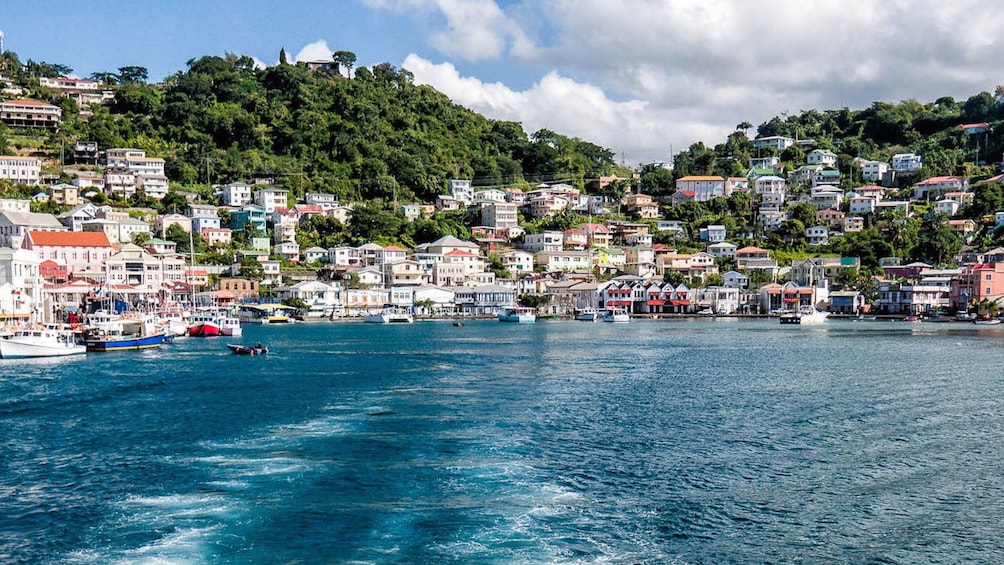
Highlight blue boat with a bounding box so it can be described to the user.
[83,316,166,352]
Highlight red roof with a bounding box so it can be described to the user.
[28,231,112,247]
[445,249,476,257]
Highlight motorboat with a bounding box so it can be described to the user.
[0,326,86,359]
[574,308,599,321]
[602,307,630,323]
[227,343,268,355]
[974,316,1002,325]
[498,306,536,323]
[236,304,293,324]
[187,310,222,337]
[779,306,829,325]
[363,306,414,323]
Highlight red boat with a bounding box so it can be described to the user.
[188,321,222,337]
[227,343,267,356]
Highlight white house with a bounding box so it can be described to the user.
[892,153,923,172]
[806,225,829,246]
[806,149,838,167]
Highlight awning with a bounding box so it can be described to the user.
[647,299,665,306]
[670,299,690,306]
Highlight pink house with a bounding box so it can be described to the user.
[24,230,115,276]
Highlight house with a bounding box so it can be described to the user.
[580,223,612,248]
[481,201,519,228]
[749,156,781,170]
[892,153,922,172]
[860,160,889,182]
[735,246,771,269]
[812,169,841,187]
[0,99,62,129]
[219,277,259,300]
[849,196,876,215]
[154,214,192,237]
[622,192,660,219]
[201,227,232,247]
[254,188,289,214]
[805,225,829,246]
[727,177,749,192]
[220,182,253,207]
[0,211,66,246]
[913,176,968,200]
[536,250,592,272]
[816,207,844,228]
[656,252,718,280]
[670,189,696,206]
[698,224,726,243]
[828,291,866,314]
[0,156,42,186]
[675,176,729,202]
[275,241,300,263]
[622,246,656,278]
[23,230,115,277]
[789,164,823,185]
[754,175,787,195]
[707,241,737,258]
[523,231,564,253]
[948,219,977,238]
[449,179,474,204]
[935,198,961,217]
[384,259,424,286]
[499,250,534,277]
[809,187,843,209]
[843,216,865,233]
[807,149,838,167]
[753,136,795,150]
[105,243,186,287]
[873,279,949,315]
[303,246,327,264]
[562,228,588,249]
[722,270,749,289]
[656,220,685,235]
[57,203,98,232]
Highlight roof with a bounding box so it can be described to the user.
[1,211,64,228]
[28,230,113,247]
[677,175,726,181]
[917,176,960,185]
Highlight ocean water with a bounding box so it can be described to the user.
[2,318,1004,563]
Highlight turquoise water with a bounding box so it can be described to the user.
[2,318,1004,563]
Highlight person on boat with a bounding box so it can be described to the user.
[256,342,263,349]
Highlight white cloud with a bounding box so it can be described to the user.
[292,40,334,64]
[383,0,1004,163]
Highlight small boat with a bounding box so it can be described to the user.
[0,326,86,359]
[363,306,414,324]
[498,306,536,323]
[903,316,921,323]
[453,322,464,327]
[236,304,293,324]
[227,343,268,355]
[574,308,599,321]
[602,307,630,323]
[974,316,1002,325]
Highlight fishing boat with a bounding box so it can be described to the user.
[187,310,222,337]
[498,306,536,323]
[363,306,414,323]
[227,343,268,355]
[0,326,86,359]
[574,307,599,321]
[602,307,630,323]
[83,317,166,351]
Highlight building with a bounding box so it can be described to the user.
[0,156,42,186]
[892,153,923,172]
[220,182,253,207]
[0,99,62,129]
[481,201,519,228]
[753,136,795,150]
[254,188,289,214]
[675,176,729,202]
[23,230,115,277]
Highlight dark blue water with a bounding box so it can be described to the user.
[3,319,1004,563]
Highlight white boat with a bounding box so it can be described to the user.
[574,308,599,321]
[218,314,243,336]
[363,307,414,324]
[498,306,536,323]
[779,306,829,325]
[0,326,86,358]
[974,317,1002,325]
[602,307,630,323]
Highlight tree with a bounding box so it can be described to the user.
[117,66,149,84]
[279,47,289,65]
[332,50,357,76]
[131,232,152,245]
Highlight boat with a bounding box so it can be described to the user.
[236,304,293,324]
[83,317,166,351]
[187,310,222,337]
[974,316,1002,325]
[363,306,414,324]
[574,308,599,321]
[779,306,829,325]
[697,308,715,316]
[498,306,536,323]
[602,307,630,323]
[0,326,86,359]
[218,314,243,336]
[227,343,268,355]
[453,322,464,327]
[903,315,922,323]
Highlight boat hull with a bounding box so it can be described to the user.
[188,322,222,337]
[0,338,86,359]
[85,333,166,352]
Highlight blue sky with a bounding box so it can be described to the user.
[5,1,1004,165]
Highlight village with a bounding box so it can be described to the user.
[1,77,1003,324]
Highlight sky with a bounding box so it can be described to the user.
[5,1,1004,166]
